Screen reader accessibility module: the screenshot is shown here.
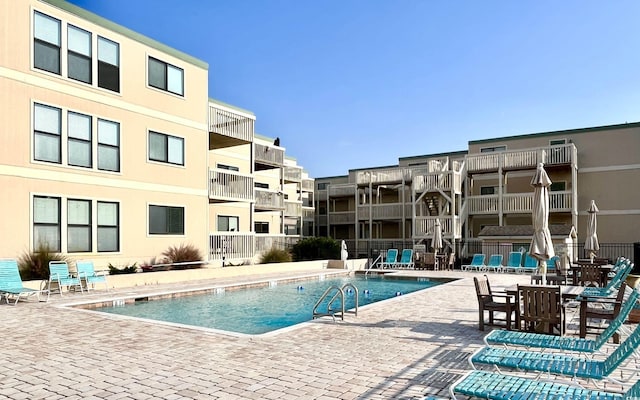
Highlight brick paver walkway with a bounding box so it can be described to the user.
[0,269,634,399]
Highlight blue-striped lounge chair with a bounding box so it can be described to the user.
[484,288,639,354]
[380,249,398,269]
[0,259,44,305]
[462,254,485,272]
[48,261,83,299]
[470,317,640,386]
[484,254,504,273]
[449,370,640,400]
[519,252,539,273]
[395,249,414,269]
[582,260,633,298]
[76,260,109,292]
[503,252,522,273]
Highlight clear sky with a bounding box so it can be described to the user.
[68,0,640,178]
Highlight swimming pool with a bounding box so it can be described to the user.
[92,274,448,335]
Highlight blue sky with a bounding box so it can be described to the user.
[68,0,640,178]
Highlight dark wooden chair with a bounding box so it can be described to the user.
[474,275,516,331]
[517,285,565,335]
[580,282,628,344]
[580,264,604,287]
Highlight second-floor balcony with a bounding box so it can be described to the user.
[466,144,576,173]
[303,208,315,221]
[357,203,412,220]
[329,183,356,197]
[255,143,284,170]
[208,168,254,202]
[254,188,285,211]
[209,105,254,149]
[328,211,355,224]
[466,190,573,214]
[285,201,302,217]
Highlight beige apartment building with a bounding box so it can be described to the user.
[315,123,640,263]
[0,0,313,268]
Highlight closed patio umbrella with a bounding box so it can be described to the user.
[432,218,443,268]
[584,200,600,261]
[530,163,555,280]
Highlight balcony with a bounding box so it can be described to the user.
[329,183,356,197]
[303,208,315,221]
[467,190,573,214]
[255,143,284,170]
[466,144,576,173]
[209,232,255,261]
[208,168,254,202]
[301,178,314,192]
[284,166,302,183]
[414,216,462,238]
[412,170,462,194]
[357,203,412,220]
[284,201,302,217]
[356,168,411,185]
[254,188,285,211]
[209,106,254,149]
[255,235,299,253]
[328,211,355,224]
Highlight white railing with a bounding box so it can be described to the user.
[209,106,254,142]
[414,216,461,238]
[254,188,285,210]
[302,179,314,192]
[285,201,302,217]
[254,143,284,166]
[467,191,573,214]
[357,204,412,219]
[209,232,255,261]
[208,168,254,202]
[356,168,411,184]
[284,166,302,182]
[329,211,355,224]
[329,183,356,197]
[412,170,462,193]
[255,235,299,253]
[467,144,576,172]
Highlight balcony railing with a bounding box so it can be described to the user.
[255,143,284,167]
[208,168,254,202]
[329,183,356,197]
[414,216,462,238]
[209,232,255,261]
[254,188,285,210]
[303,208,315,220]
[255,235,299,253]
[467,190,573,214]
[209,107,254,143]
[284,166,302,183]
[328,211,355,224]
[357,203,412,220]
[285,201,302,217]
[302,179,314,192]
[356,168,411,185]
[316,215,327,225]
[412,170,462,193]
[466,144,576,172]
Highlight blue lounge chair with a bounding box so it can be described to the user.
[485,288,640,354]
[76,260,109,292]
[380,249,398,269]
[395,249,414,269]
[503,252,522,273]
[449,370,640,400]
[582,260,633,298]
[462,254,485,272]
[48,261,83,299]
[519,252,539,273]
[0,259,44,305]
[470,318,640,386]
[484,254,504,273]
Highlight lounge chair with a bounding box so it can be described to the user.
[449,370,640,400]
[484,287,640,354]
[76,260,109,292]
[484,254,504,273]
[48,260,83,299]
[0,259,44,305]
[380,249,398,269]
[470,318,640,386]
[580,282,629,344]
[581,260,633,298]
[502,252,522,273]
[395,249,414,269]
[519,252,539,273]
[462,254,485,272]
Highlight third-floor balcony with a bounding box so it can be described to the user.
[302,178,314,192]
[328,211,355,224]
[284,166,302,183]
[208,168,254,202]
[357,203,412,220]
[329,183,356,197]
[466,190,573,214]
[209,105,254,149]
[255,143,284,170]
[254,188,285,211]
[412,170,462,194]
[466,143,576,173]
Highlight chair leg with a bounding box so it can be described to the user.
[478,308,485,331]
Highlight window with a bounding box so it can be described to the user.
[97,119,120,172]
[480,145,506,153]
[68,112,92,167]
[33,196,61,251]
[34,12,61,74]
[149,205,184,235]
[217,215,239,232]
[97,36,119,92]
[317,182,328,190]
[480,186,497,195]
[34,103,62,163]
[67,199,91,252]
[217,164,239,172]
[254,221,269,234]
[148,57,184,96]
[550,181,566,191]
[67,25,91,83]
[285,224,299,235]
[254,182,269,189]
[550,139,566,146]
[97,201,119,251]
[149,131,184,165]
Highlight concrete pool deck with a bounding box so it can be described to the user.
[2,268,637,399]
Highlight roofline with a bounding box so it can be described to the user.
[349,164,399,173]
[399,150,468,161]
[470,121,640,145]
[40,0,208,69]
[208,98,255,116]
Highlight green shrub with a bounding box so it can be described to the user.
[108,262,138,275]
[18,242,69,280]
[291,237,341,261]
[162,243,203,266]
[259,247,292,264]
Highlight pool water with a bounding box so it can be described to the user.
[96,275,443,335]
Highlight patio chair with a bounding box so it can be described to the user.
[449,370,640,400]
[582,260,633,298]
[502,251,522,273]
[48,260,83,299]
[484,254,504,273]
[580,282,629,344]
[470,318,640,385]
[394,249,414,269]
[0,259,44,305]
[462,254,485,272]
[581,264,606,287]
[484,287,640,354]
[517,284,564,335]
[380,249,398,269]
[473,275,516,331]
[76,260,109,292]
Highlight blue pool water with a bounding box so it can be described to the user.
[96,275,445,335]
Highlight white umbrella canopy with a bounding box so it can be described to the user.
[341,240,348,261]
[432,218,443,253]
[584,200,600,261]
[529,163,555,276]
